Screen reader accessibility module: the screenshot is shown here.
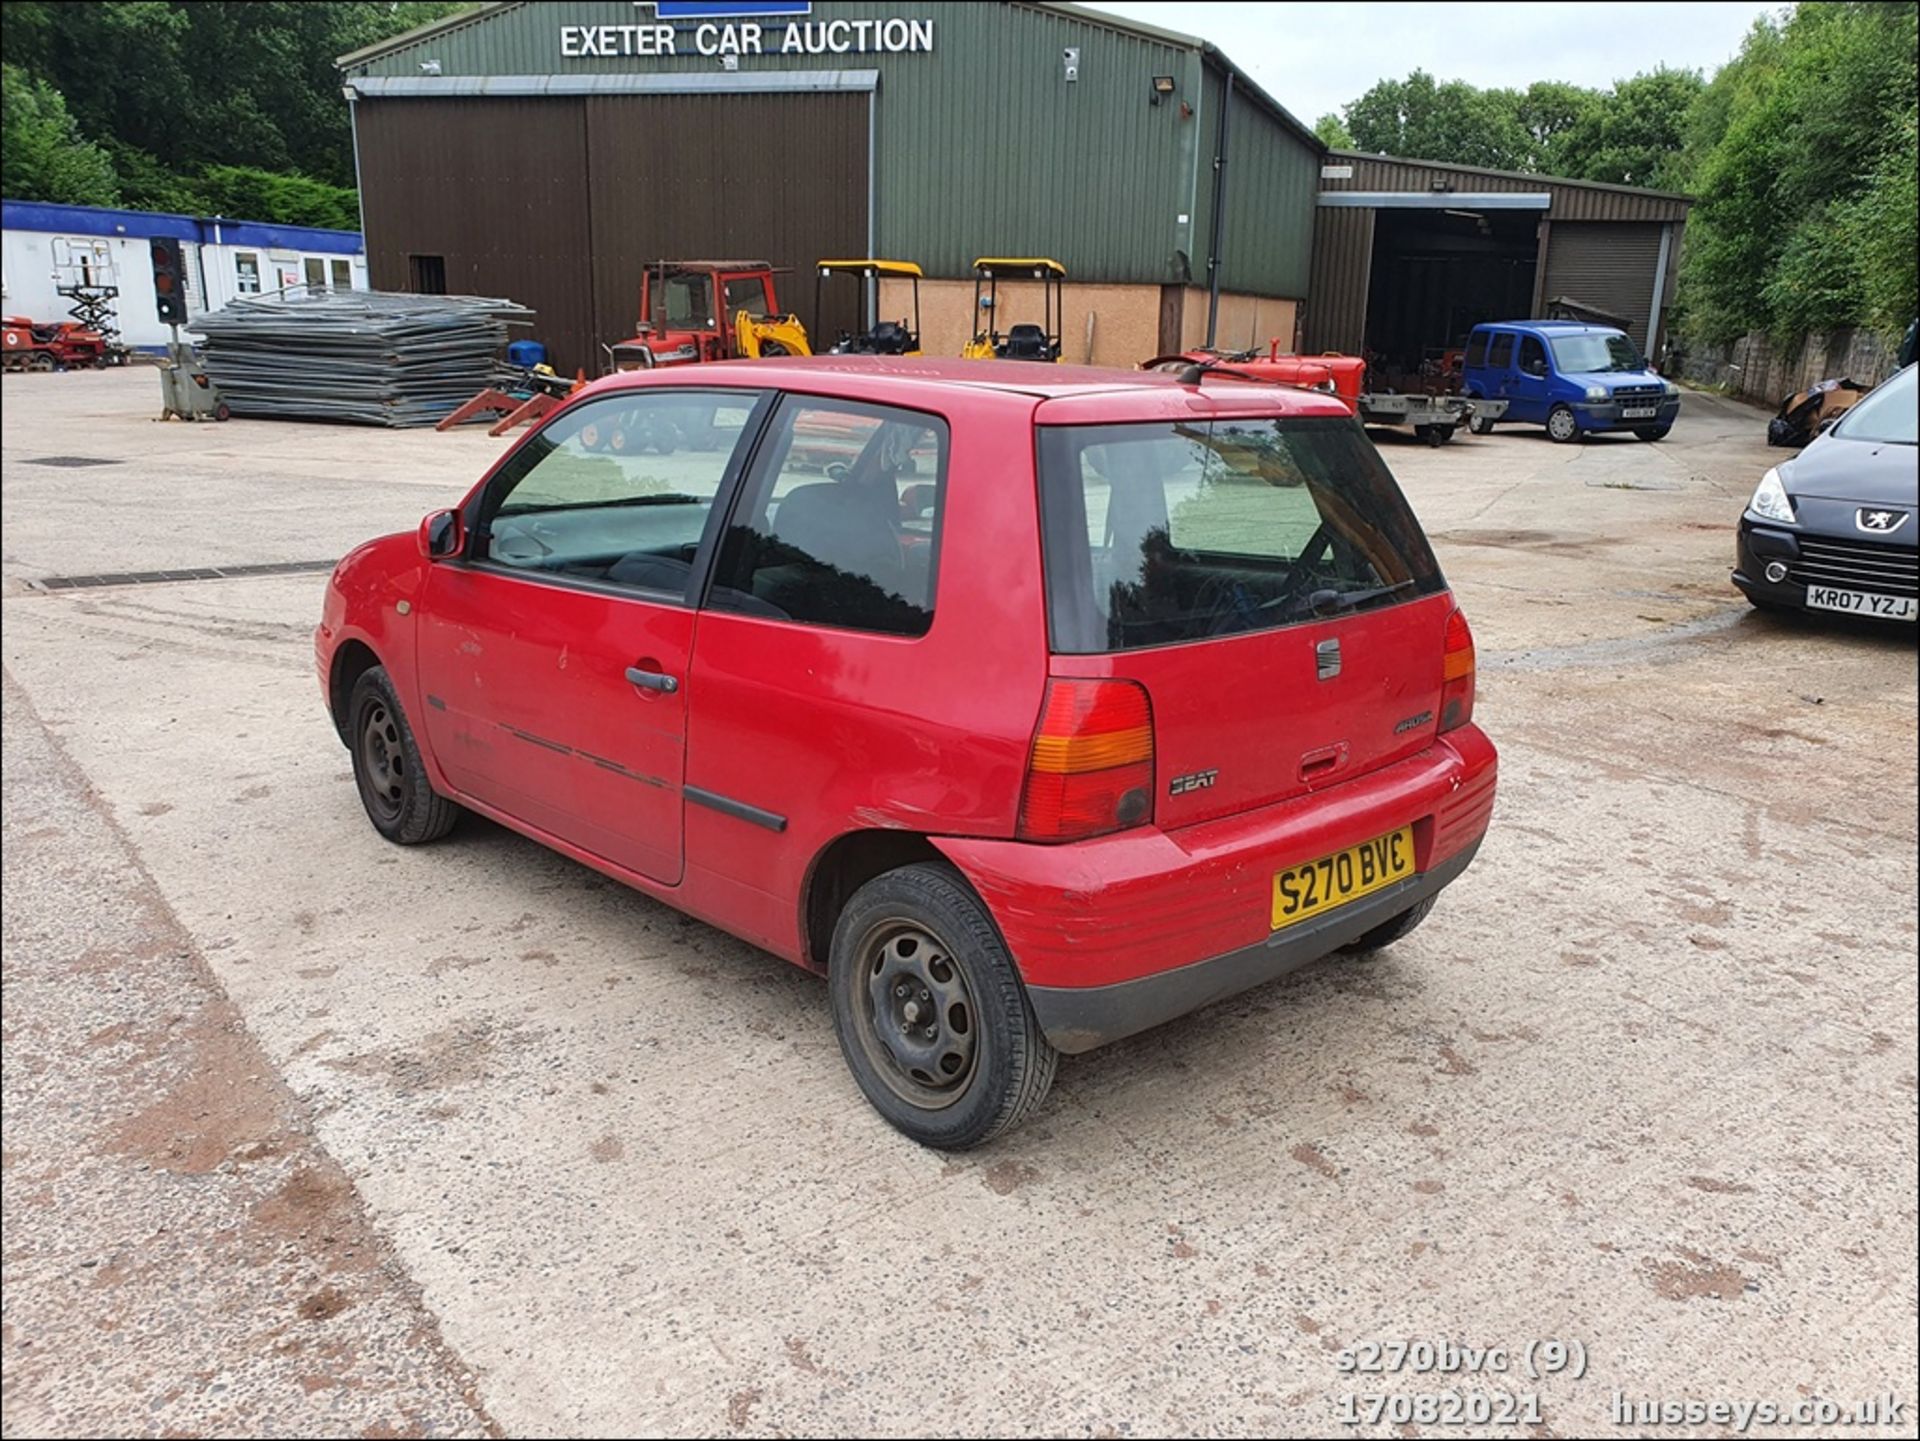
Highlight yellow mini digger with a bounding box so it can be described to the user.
[814,259,923,355]
[960,257,1064,362]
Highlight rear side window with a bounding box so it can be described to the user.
[711,397,948,636]
[1037,417,1445,654]
[1464,331,1489,368]
[1488,332,1515,369]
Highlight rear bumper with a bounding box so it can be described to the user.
[1026,839,1481,1052]
[932,725,1496,1052]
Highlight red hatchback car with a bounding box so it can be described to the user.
[317,358,1496,1147]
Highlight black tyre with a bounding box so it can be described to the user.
[829,863,1056,1149]
[1341,896,1436,955]
[347,666,459,844]
[1546,404,1580,443]
[1468,412,1496,435]
[1634,425,1671,441]
[1434,423,1457,445]
[213,402,232,422]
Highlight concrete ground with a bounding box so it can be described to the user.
[2,367,1914,1438]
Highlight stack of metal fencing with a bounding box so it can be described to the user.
[191,290,535,426]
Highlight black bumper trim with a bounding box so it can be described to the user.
[1025,839,1483,1054]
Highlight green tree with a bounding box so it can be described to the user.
[1343,70,1536,170]
[0,62,121,205]
[1681,2,1918,341]
[1554,68,1703,189]
[1,3,471,224]
[1314,112,1354,150]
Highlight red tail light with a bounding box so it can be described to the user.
[1017,678,1155,841]
[1440,607,1475,733]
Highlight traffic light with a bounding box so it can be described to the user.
[150,237,188,326]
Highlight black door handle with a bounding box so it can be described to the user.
[625,667,679,694]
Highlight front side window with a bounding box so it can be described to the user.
[235,252,261,294]
[1488,332,1514,369]
[1550,330,1644,373]
[476,390,761,596]
[711,398,948,637]
[1519,334,1548,376]
[1037,417,1445,654]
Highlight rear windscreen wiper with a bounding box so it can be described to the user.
[1306,579,1416,615]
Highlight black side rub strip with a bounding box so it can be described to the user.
[685,786,787,833]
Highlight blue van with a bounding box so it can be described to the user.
[1461,321,1680,442]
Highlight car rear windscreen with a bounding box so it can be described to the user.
[1036,416,1446,654]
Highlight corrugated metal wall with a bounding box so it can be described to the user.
[1542,221,1665,346]
[1198,79,1317,299]
[582,93,867,356]
[1319,153,1689,223]
[1301,207,1372,353]
[356,96,597,365]
[344,1,1321,293]
[356,92,867,369]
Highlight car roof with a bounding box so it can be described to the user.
[1472,320,1619,334]
[585,356,1354,421]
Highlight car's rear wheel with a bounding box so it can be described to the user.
[348,666,459,845]
[1468,412,1496,435]
[1634,425,1671,441]
[1546,404,1580,443]
[1341,896,1436,955]
[829,863,1056,1149]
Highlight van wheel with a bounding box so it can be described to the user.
[1546,405,1580,443]
[1634,425,1671,441]
[1468,412,1496,435]
[1341,897,1436,955]
[829,863,1056,1150]
[348,666,459,845]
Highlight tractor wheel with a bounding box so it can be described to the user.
[29,353,56,372]
[578,419,607,451]
[214,402,232,423]
[607,426,632,455]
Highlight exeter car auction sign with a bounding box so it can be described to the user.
[561,1,935,58]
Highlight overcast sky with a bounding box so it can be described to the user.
[1080,2,1783,126]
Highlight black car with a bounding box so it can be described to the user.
[1735,363,1918,624]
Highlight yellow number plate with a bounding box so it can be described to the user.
[1271,826,1416,931]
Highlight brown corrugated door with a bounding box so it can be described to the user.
[356,97,596,369]
[584,93,869,360]
[1542,222,1664,346]
[1302,206,1373,355]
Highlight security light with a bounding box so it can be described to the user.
[1150,75,1176,104]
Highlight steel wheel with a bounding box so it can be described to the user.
[1547,404,1579,443]
[357,695,408,826]
[851,920,978,1109]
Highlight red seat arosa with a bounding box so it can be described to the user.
[317,358,1496,1148]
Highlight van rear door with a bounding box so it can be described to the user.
[1035,413,1454,830]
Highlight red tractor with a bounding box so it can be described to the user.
[605,260,811,370]
[3,316,112,372]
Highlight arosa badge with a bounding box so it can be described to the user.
[1856,507,1910,535]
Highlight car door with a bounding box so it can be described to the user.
[1509,333,1552,423]
[417,386,768,885]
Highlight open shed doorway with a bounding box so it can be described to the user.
[1362,207,1540,384]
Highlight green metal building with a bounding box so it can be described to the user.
[338,1,1324,369]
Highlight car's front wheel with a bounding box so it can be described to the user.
[1634,425,1672,441]
[348,666,459,844]
[1546,404,1580,443]
[829,863,1056,1149]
